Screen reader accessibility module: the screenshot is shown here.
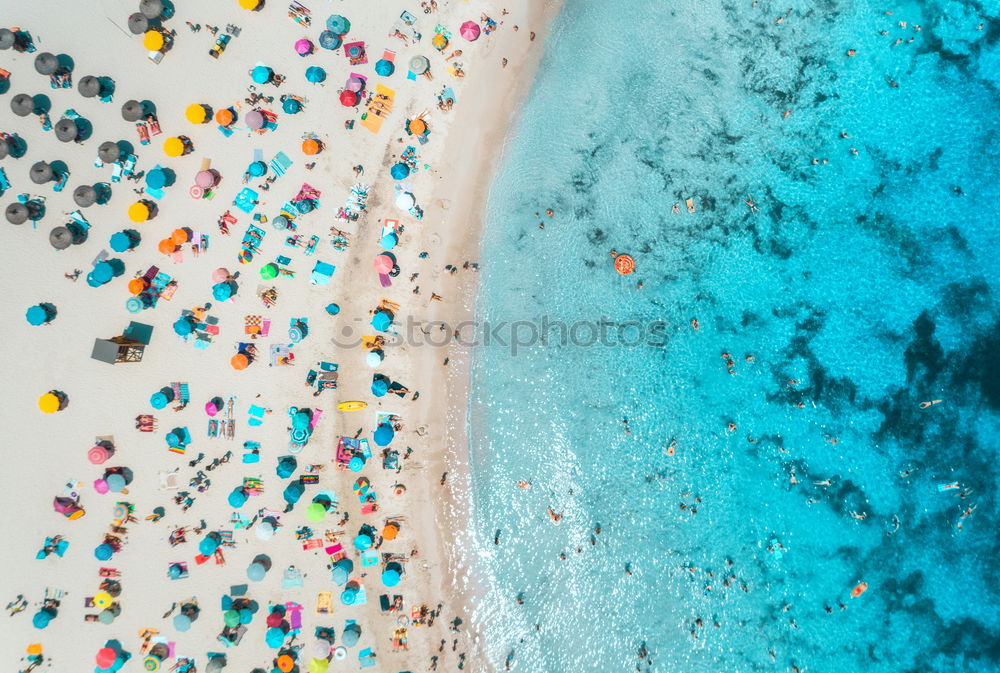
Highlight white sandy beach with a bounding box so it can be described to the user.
[0,0,557,671]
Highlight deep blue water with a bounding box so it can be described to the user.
[468,1,1000,671]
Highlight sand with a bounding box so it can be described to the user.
[0,0,558,671]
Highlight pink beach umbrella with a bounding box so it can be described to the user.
[460,21,481,41]
[94,479,110,494]
[212,268,231,283]
[295,38,313,55]
[246,110,265,130]
[195,169,219,189]
[87,445,112,465]
[373,255,394,274]
[345,76,364,92]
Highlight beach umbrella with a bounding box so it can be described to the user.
[206,656,226,673]
[382,523,399,540]
[139,0,163,19]
[146,168,167,189]
[199,536,219,556]
[277,655,295,672]
[375,59,395,77]
[94,591,113,609]
[91,261,114,284]
[163,136,185,157]
[88,445,112,464]
[390,163,409,180]
[276,456,297,478]
[49,227,73,249]
[98,609,116,625]
[282,98,301,114]
[128,201,151,222]
[251,66,273,84]
[247,562,266,582]
[341,625,360,646]
[26,305,51,326]
[353,533,372,551]
[380,232,398,250]
[460,21,481,41]
[32,610,53,629]
[11,93,34,117]
[0,28,15,49]
[312,639,331,659]
[373,254,394,274]
[73,185,98,207]
[144,655,162,670]
[366,350,383,367]
[35,52,58,75]
[346,76,365,92]
[173,613,192,632]
[331,564,349,586]
[248,160,267,178]
[128,13,149,34]
[340,588,357,606]
[185,104,208,124]
[96,647,117,668]
[6,203,29,225]
[95,543,114,560]
[256,520,275,540]
[409,55,429,75]
[216,108,235,126]
[245,110,265,130]
[409,118,427,135]
[283,481,304,504]
[371,312,391,331]
[305,66,326,83]
[231,353,249,370]
[143,30,165,51]
[195,170,218,188]
[396,191,415,209]
[374,423,394,446]
[0,138,8,160]
[370,378,388,397]
[318,31,341,50]
[295,39,313,55]
[339,89,358,107]
[158,238,178,255]
[30,161,54,184]
[292,411,311,430]
[55,118,78,142]
[122,99,144,122]
[239,608,252,624]
[173,317,194,337]
[38,392,62,414]
[382,568,401,587]
[302,139,320,155]
[99,141,121,163]
[110,232,133,252]
[210,268,230,284]
[306,502,326,522]
[326,14,350,35]
[265,627,285,648]
[78,75,101,98]
[167,563,183,580]
[213,282,235,301]
[106,473,126,492]
[260,263,279,280]
[228,488,247,508]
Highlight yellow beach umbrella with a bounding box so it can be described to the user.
[128,202,150,222]
[143,30,164,51]
[163,136,184,157]
[93,591,113,609]
[185,104,207,124]
[38,393,60,414]
[239,0,261,9]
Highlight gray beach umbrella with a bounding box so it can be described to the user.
[78,75,101,98]
[11,93,34,117]
[73,185,98,207]
[98,141,121,163]
[0,28,15,50]
[121,99,144,122]
[30,162,54,184]
[55,118,78,142]
[49,226,73,249]
[127,13,149,34]
[0,138,8,160]
[34,52,58,75]
[139,0,163,19]
[205,656,226,673]
[6,203,29,225]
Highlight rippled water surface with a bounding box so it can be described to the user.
[468,1,1000,671]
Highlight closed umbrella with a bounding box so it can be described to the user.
[6,203,29,225]
[460,21,481,41]
[98,141,121,163]
[373,423,394,446]
[306,66,326,83]
[11,93,34,116]
[127,13,149,34]
[245,110,265,130]
[0,28,15,49]
[326,15,351,35]
[73,185,97,207]
[30,161,53,184]
[139,0,163,19]
[251,66,272,84]
[54,118,78,142]
[34,52,58,75]
[49,226,73,249]
[78,75,101,97]
[122,99,144,122]
[375,59,394,76]
[318,31,341,50]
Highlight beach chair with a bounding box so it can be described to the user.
[111,162,123,182]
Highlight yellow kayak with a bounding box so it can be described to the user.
[338,401,368,411]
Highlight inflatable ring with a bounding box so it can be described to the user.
[126,297,143,313]
[851,581,868,597]
[333,647,347,661]
[189,185,204,199]
[614,254,635,275]
[394,485,406,495]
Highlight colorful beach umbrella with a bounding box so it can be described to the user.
[409,55,429,74]
[248,160,267,177]
[94,591,113,609]
[318,31,342,50]
[302,139,321,155]
[353,533,372,550]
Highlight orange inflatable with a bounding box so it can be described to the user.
[851,581,869,597]
[614,253,635,275]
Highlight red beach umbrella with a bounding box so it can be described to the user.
[339,90,358,107]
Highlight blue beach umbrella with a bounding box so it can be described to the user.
[145,168,167,189]
[32,610,53,629]
[382,569,400,587]
[109,232,133,252]
[106,473,126,492]
[331,564,349,585]
[282,98,301,114]
[265,626,284,648]
[283,480,304,504]
[366,350,382,367]
[373,423,394,446]
[247,562,266,582]
[380,232,398,249]
[168,564,183,579]
[276,455,297,478]
[173,316,194,336]
[390,163,409,180]
[326,14,350,35]
[370,312,391,331]
[25,305,50,325]
[228,488,248,508]
[150,391,168,408]
[165,432,180,448]
[318,30,341,50]
[212,281,234,301]
[348,456,364,472]
[199,535,219,556]
[173,613,192,632]
[251,66,273,84]
[353,533,372,551]
[306,66,326,83]
[375,59,394,76]
[91,261,114,284]
[370,377,388,397]
[95,543,114,560]
[341,626,360,646]
[325,303,340,315]
[248,160,267,177]
[292,412,311,430]
[239,608,253,624]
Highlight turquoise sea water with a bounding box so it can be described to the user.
[468,1,1000,671]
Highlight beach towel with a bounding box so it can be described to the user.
[233,187,258,213]
[269,152,293,177]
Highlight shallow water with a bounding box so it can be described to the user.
[468,1,1000,671]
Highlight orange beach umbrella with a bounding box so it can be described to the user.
[302,139,320,155]
[231,353,249,370]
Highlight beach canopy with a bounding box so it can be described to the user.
[339,90,358,107]
[185,104,208,123]
[251,66,273,84]
[122,99,145,121]
[295,39,313,55]
[143,30,164,51]
[246,110,265,130]
[409,55,429,74]
[34,52,58,75]
[460,21,481,41]
[74,185,98,207]
[163,136,185,157]
[318,31,342,50]
[390,163,409,180]
[326,15,351,35]
[373,423,395,446]
[99,141,121,163]
[11,94,34,117]
[78,75,101,98]
[375,59,394,76]
[128,12,149,34]
[54,118,78,142]
[306,66,326,83]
